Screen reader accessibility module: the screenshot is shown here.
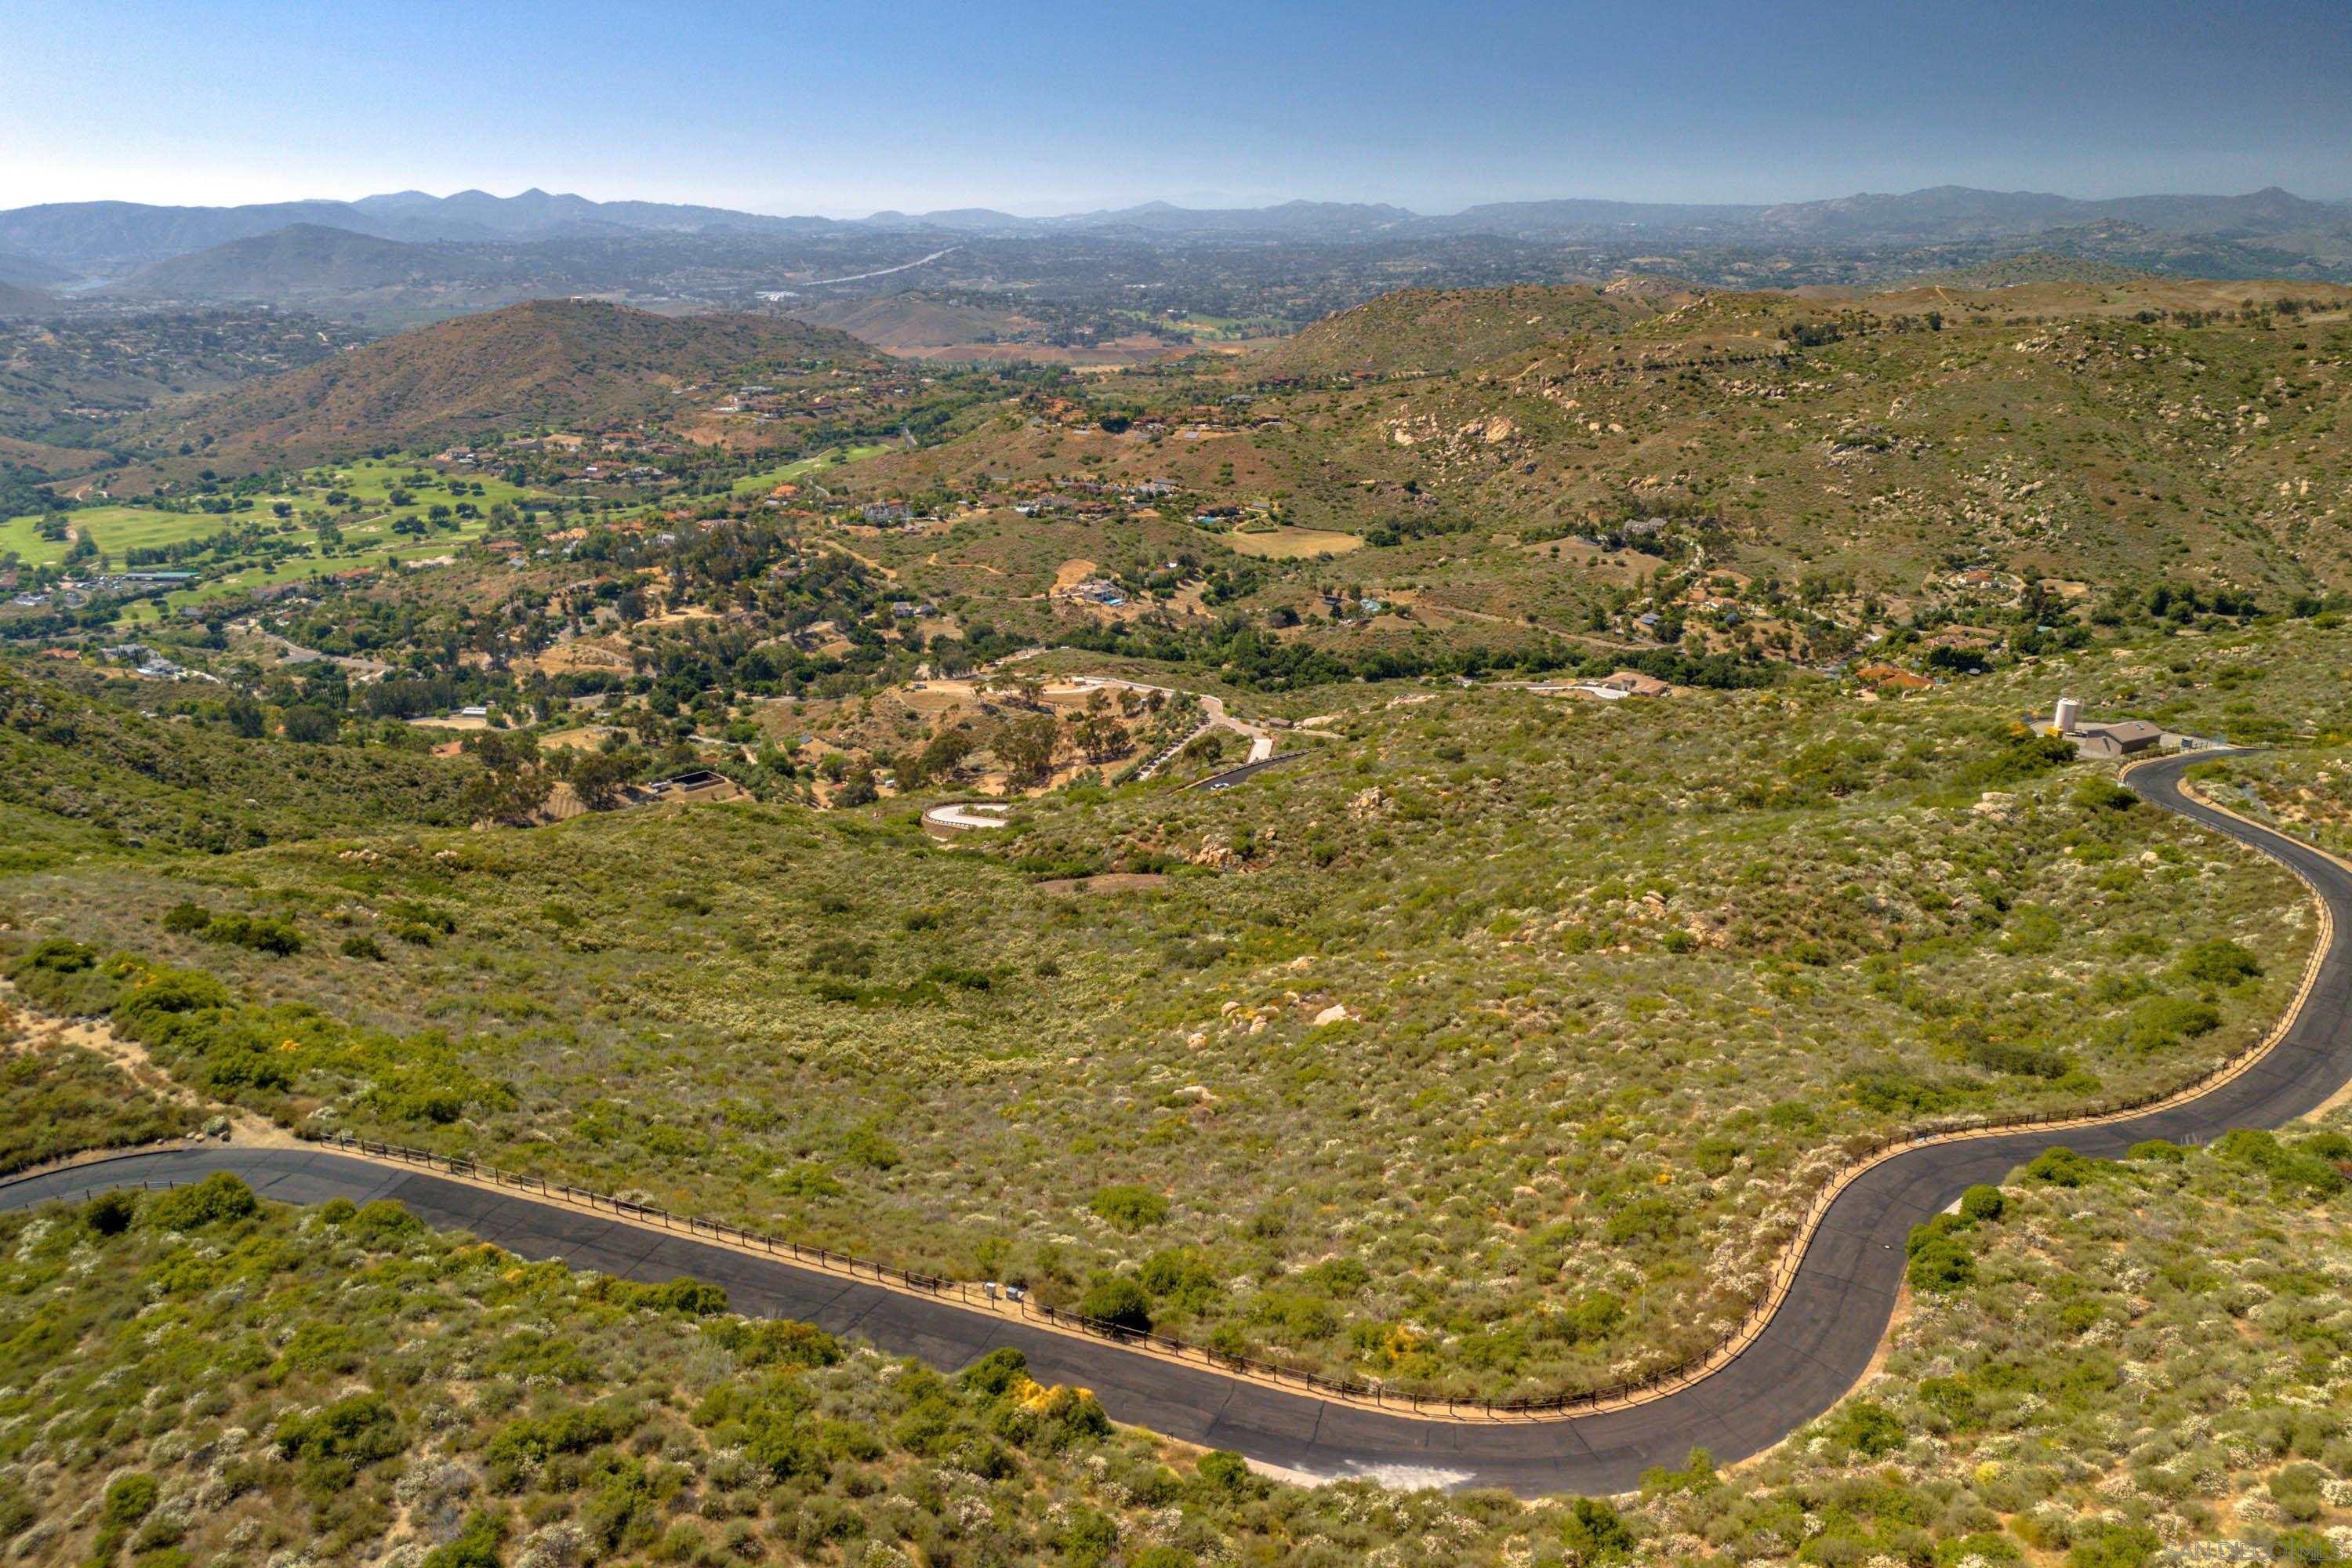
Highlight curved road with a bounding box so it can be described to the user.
[920,800,1012,831]
[6,753,2347,1496]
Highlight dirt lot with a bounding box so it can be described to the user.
[521,637,634,677]
[1223,526,1363,558]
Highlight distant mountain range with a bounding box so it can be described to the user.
[5,183,2350,275]
[0,191,831,274]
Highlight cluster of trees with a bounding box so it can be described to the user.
[0,465,64,521]
[1041,613,1782,693]
[1362,511,1481,549]
[887,688,1149,795]
[459,729,662,826]
[2144,580,2262,621]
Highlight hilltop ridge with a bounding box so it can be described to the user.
[117,223,519,307]
[140,297,882,465]
[1249,281,1690,379]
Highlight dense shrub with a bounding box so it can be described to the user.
[960,1347,1032,1396]
[1958,1185,2005,1222]
[1951,725,2077,793]
[2023,1147,2100,1187]
[143,1171,258,1230]
[1089,1184,1171,1231]
[0,1044,194,1174]
[485,1401,637,1478]
[1078,1275,1154,1331]
[2071,777,2139,812]
[601,1276,730,1316]
[2108,995,2221,1052]
[100,1473,158,1525]
[2212,1128,2346,1196]
[275,1393,401,1465]
[1826,1399,1907,1457]
[5,938,116,1013]
[159,899,212,935]
[274,1392,405,1496]
[162,902,305,956]
[421,1510,508,1568]
[2065,1522,2161,1568]
[343,1198,425,1246]
[1560,1496,1635,1565]
[2175,938,2263,988]
[1906,1227,1977,1292]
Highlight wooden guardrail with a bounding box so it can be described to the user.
[20,755,2327,1424]
[298,814,2326,1428]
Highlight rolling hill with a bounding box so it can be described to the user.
[0,251,74,289]
[1241,281,1686,379]
[812,271,2352,650]
[0,198,383,273]
[785,291,1044,353]
[1881,250,2158,289]
[0,666,474,866]
[115,223,521,306]
[0,282,58,318]
[1236,275,2352,598]
[141,298,883,466]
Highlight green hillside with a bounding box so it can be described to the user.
[135,299,883,468]
[821,277,2352,665]
[0,665,473,866]
[10,1040,2352,1566]
[1248,282,1683,379]
[1,624,2324,1400]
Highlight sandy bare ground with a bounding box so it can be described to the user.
[521,639,634,677]
[1,982,295,1150]
[538,724,622,751]
[1222,526,1363,559]
[1033,873,1171,895]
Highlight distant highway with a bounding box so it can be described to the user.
[765,246,961,293]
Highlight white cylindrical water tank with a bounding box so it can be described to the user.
[2054,696,2082,735]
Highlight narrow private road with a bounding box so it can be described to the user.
[8,752,2347,1497]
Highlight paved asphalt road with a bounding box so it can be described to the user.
[1191,752,1305,792]
[5,753,2345,1496]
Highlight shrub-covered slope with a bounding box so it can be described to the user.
[0,667,474,866]
[11,1106,2352,1565]
[0,632,2314,1402]
[137,299,880,466]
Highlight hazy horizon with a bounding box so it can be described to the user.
[12,0,2351,215]
[9,178,2350,225]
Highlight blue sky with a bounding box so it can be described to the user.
[10,0,2350,213]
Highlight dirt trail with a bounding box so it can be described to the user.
[822,539,898,580]
[1,982,296,1149]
